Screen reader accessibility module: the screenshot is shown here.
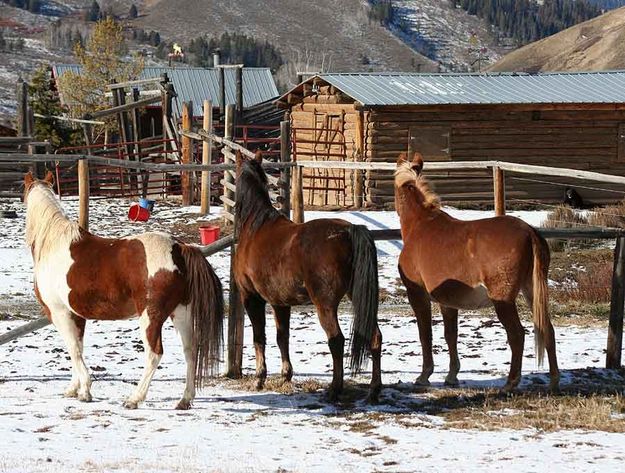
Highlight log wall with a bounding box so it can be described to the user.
[366,106,625,206]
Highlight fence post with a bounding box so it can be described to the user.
[78,158,89,230]
[223,104,235,220]
[607,236,625,368]
[292,162,304,224]
[280,120,291,218]
[181,101,193,206]
[493,166,505,216]
[200,100,213,215]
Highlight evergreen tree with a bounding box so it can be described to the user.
[129,3,138,19]
[85,1,101,22]
[28,66,79,149]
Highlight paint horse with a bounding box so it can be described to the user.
[233,152,382,401]
[23,172,223,409]
[394,153,559,392]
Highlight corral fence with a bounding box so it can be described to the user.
[1,120,625,379]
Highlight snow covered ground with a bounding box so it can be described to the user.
[1,197,624,472]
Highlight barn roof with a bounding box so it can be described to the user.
[52,65,279,117]
[278,71,625,107]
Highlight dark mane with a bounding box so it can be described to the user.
[235,158,281,234]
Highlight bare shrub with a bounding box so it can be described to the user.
[554,259,613,304]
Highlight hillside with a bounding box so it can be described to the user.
[489,6,625,72]
[135,0,436,79]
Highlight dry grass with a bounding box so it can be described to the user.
[557,259,613,304]
[436,390,625,432]
[587,201,625,229]
[543,205,591,251]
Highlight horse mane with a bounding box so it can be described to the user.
[234,158,281,234]
[394,161,440,209]
[25,182,82,263]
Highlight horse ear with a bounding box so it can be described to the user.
[24,171,34,188]
[411,152,424,175]
[44,170,55,185]
[254,150,263,164]
[397,152,407,165]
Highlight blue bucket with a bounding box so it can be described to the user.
[139,198,155,212]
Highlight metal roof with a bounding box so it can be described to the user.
[289,71,625,106]
[52,65,279,116]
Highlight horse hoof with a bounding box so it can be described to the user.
[414,377,431,387]
[326,388,340,403]
[255,379,265,391]
[123,400,138,409]
[78,392,92,403]
[175,399,192,410]
[444,376,459,387]
[549,383,561,395]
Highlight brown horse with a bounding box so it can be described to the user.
[394,153,559,392]
[233,152,382,401]
[23,171,223,409]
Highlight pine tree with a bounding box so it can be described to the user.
[85,1,101,22]
[129,3,138,19]
[28,66,79,149]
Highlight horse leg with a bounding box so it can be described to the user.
[440,305,460,386]
[244,294,267,390]
[124,310,164,409]
[368,323,383,403]
[316,304,344,402]
[52,310,91,401]
[492,300,525,392]
[272,305,293,384]
[522,286,560,392]
[171,304,195,410]
[405,284,434,386]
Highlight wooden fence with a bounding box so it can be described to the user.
[2,124,625,377]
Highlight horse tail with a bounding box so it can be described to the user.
[530,229,550,367]
[348,225,379,374]
[179,244,224,388]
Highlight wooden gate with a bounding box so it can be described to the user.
[292,112,348,207]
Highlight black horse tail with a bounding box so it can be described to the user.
[348,225,379,374]
[179,244,224,388]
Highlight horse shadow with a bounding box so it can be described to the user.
[191,366,625,418]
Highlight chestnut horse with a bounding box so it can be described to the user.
[23,172,223,409]
[233,152,382,401]
[394,153,559,392]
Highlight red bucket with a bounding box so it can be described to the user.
[199,225,220,244]
[128,204,150,222]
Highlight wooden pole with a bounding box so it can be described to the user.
[78,158,89,230]
[181,101,193,206]
[219,67,226,122]
[16,79,28,137]
[226,103,244,377]
[292,164,304,224]
[493,166,505,216]
[354,111,365,208]
[200,100,213,215]
[607,236,625,369]
[235,66,243,121]
[223,104,235,220]
[279,120,291,218]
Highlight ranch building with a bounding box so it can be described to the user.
[276,71,625,208]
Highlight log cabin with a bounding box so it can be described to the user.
[276,72,625,208]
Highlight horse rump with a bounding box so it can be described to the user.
[348,225,379,373]
[178,243,224,387]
